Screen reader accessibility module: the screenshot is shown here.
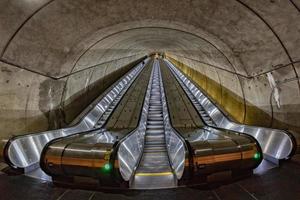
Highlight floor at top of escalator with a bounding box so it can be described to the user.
[0,156,300,200]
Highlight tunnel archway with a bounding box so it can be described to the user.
[1,0,300,198]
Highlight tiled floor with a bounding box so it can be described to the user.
[0,156,300,200]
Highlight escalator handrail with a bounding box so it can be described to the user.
[157,60,189,180]
[116,59,155,182]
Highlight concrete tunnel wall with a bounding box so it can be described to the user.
[167,55,300,135]
[0,56,145,139]
[0,0,300,141]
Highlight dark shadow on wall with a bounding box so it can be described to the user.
[61,57,146,125]
[39,79,66,130]
[0,57,147,139]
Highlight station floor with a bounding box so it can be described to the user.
[0,155,299,200]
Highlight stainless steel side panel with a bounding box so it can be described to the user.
[4,58,149,170]
[158,61,186,179]
[118,60,187,182]
[41,128,115,177]
[117,63,154,181]
[165,59,295,161]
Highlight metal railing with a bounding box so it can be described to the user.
[117,61,154,181]
[157,61,187,179]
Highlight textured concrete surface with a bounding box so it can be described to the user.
[106,59,153,133]
[160,60,204,133]
[0,0,299,143]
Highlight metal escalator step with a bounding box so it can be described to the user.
[145,140,164,144]
[147,113,162,116]
[150,99,160,101]
[148,113,163,117]
[144,142,165,145]
[131,62,177,189]
[148,114,163,117]
[146,124,164,129]
[146,135,164,139]
[149,101,161,104]
[143,148,167,152]
[148,109,162,113]
[145,142,165,146]
[144,147,166,151]
[149,105,162,107]
[137,165,171,172]
[145,137,165,141]
[131,174,176,189]
[147,119,163,123]
[143,144,166,149]
[147,121,163,125]
[147,118,163,122]
[146,129,164,134]
[149,105,162,108]
[142,142,167,148]
[148,109,162,112]
[149,107,162,109]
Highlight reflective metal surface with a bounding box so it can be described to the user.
[4,58,149,170]
[41,129,116,178]
[40,59,153,180]
[130,60,176,189]
[159,61,187,180]
[160,59,262,184]
[118,60,186,189]
[117,62,154,182]
[165,59,296,162]
[187,126,262,176]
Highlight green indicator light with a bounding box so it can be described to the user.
[103,163,112,171]
[254,152,261,160]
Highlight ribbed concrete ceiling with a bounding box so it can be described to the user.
[71,28,240,75]
[0,0,299,79]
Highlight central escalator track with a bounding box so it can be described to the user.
[130,60,176,189]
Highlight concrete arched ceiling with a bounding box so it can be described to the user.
[71,28,237,74]
[1,0,299,78]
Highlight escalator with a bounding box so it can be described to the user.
[41,58,262,188]
[2,56,281,189]
[1,57,148,172]
[160,59,263,183]
[182,87,216,127]
[165,59,297,163]
[116,59,263,188]
[40,59,154,183]
[130,60,176,189]
[40,59,185,189]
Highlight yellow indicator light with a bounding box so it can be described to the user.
[135,172,173,176]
